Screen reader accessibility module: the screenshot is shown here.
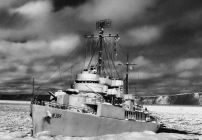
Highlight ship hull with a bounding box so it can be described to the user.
[31,104,160,137]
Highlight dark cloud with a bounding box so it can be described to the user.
[150,0,202,24]
[1,0,202,96]
[52,0,88,11]
[0,8,28,29]
[0,76,32,94]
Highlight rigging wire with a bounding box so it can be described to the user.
[84,38,88,68]
[109,40,118,78]
[35,44,82,92]
[108,47,120,79]
[87,39,99,69]
[48,49,79,81]
[115,43,130,76]
[116,43,126,63]
[34,31,122,93]
[85,38,94,68]
[103,39,113,77]
[105,38,120,78]
[102,66,109,77]
[113,39,118,61]
[58,64,63,82]
[103,62,110,77]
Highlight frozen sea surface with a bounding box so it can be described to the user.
[0,103,202,140]
[145,105,202,135]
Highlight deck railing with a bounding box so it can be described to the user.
[124,110,151,122]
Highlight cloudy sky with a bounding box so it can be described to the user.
[0,0,202,95]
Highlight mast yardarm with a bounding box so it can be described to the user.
[85,19,119,75]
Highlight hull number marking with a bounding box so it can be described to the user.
[52,113,62,118]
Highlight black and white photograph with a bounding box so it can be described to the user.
[0,0,202,139]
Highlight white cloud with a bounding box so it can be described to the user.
[178,71,194,78]
[130,71,162,80]
[175,58,201,71]
[32,65,47,72]
[174,58,202,79]
[11,1,52,19]
[50,35,80,55]
[0,34,80,63]
[7,1,53,40]
[128,56,167,80]
[79,0,155,22]
[0,62,28,83]
[132,56,151,67]
[0,0,15,8]
[175,79,190,86]
[0,34,80,83]
[127,26,162,45]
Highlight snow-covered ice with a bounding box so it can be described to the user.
[0,103,202,140]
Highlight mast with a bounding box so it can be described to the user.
[125,54,129,95]
[97,27,104,75]
[124,54,136,94]
[85,19,119,76]
[32,77,35,95]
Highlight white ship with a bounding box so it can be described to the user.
[30,20,160,137]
